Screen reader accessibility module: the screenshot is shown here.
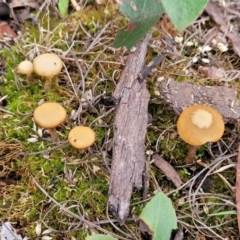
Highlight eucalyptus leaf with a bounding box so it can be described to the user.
[139,192,177,240]
[114,0,164,49]
[162,0,208,30]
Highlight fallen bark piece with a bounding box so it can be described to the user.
[109,34,151,224]
[160,78,240,122]
[236,144,240,235]
[152,154,182,188]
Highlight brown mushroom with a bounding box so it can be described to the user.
[33,53,63,90]
[177,104,224,164]
[68,126,95,152]
[33,102,67,142]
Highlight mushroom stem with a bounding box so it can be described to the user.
[185,145,197,164]
[44,78,52,90]
[48,128,59,142]
[78,149,86,154]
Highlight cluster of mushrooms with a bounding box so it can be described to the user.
[33,102,95,151]
[18,53,225,162]
[17,53,96,151]
[17,53,63,90]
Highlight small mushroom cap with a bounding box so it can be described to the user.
[33,53,63,78]
[68,126,95,149]
[17,60,33,75]
[33,102,66,129]
[177,105,224,146]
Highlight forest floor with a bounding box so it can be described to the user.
[0,0,240,239]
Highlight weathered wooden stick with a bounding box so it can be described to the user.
[109,34,151,224]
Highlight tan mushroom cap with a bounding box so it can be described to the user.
[33,102,67,129]
[177,105,224,146]
[33,53,63,78]
[68,126,95,149]
[17,60,33,75]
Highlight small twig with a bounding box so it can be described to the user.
[19,141,69,156]
[16,113,33,125]
[143,153,151,200]
[138,54,165,82]
[70,0,81,11]
[0,106,14,115]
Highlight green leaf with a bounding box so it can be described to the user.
[162,0,208,31]
[86,234,117,240]
[139,192,177,240]
[114,0,164,49]
[58,0,69,17]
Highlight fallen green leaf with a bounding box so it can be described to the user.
[162,0,208,30]
[139,192,177,240]
[114,0,164,49]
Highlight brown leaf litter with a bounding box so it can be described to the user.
[205,2,240,57]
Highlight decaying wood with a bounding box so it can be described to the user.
[160,78,240,122]
[109,34,151,223]
[236,144,240,236]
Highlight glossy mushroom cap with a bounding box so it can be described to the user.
[68,126,95,149]
[17,60,33,76]
[33,53,63,78]
[33,102,66,129]
[177,105,224,146]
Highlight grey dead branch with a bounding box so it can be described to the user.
[160,78,240,122]
[109,34,151,224]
